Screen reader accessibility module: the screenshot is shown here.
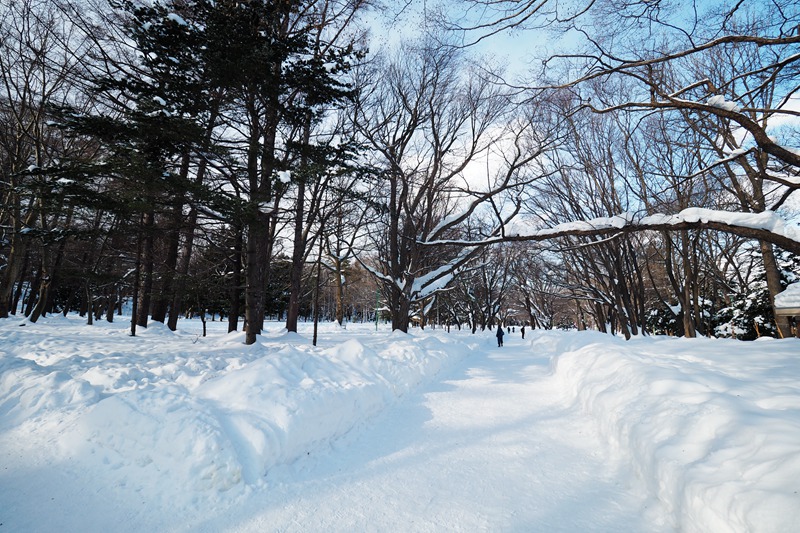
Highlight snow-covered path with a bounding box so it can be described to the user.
[194,336,665,532]
[5,318,799,531]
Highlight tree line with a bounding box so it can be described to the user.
[1,0,798,341]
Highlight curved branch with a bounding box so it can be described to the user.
[424,208,800,255]
[546,34,800,89]
[584,98,800,169]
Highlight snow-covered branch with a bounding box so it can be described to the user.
[423,208,800,255]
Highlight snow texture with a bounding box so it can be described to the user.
[545,331,800,533]
[775,282,800,308]
[277,170,291,184]
[707,94,741,113]
[1,317,799,532]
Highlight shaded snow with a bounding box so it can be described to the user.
[1,317,799,532]
[545,331,800,533]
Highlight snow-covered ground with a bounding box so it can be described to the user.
[1,315,799,532]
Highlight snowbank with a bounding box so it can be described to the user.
[4,316,800,532]
[538,330,800,533]
[0,317,470,515]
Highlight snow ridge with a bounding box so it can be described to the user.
[0,317,469,514]
[541,330,800,533]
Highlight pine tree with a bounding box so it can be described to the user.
[53,0,211,333]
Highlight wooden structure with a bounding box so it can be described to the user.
[774,306,800,338]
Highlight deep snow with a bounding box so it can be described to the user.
[1,316,799,532]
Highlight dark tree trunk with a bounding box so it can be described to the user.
[228,227,243,333]
[27,269,51,324]
[136,210,155,329]
[286,176,306,333]
[9,251,29,316]
[85,282,93,326]
[0,209,36,318]
[286,115,313,333]
[245,215,271,344]
[333,257,345,326]
[151,222,180,324]
[761,240,791,337]
[390,283,411,333]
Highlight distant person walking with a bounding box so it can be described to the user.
[496,326,504,347]
[521,325,525,339]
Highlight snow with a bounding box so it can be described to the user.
[775,282,800,308]
[548,331,800,532]
[410,247,475,297]
[167,13,188,26]
[429,211,468,237]
[2,316,799,532]
[277,170,291,184]
[482,208,800,247]
[707,94,741,113]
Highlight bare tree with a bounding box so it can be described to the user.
[508,244,561,330]
[283,0,371,333]
[0,0,98,321]
[444,0,800,336]
[353,37,559,331]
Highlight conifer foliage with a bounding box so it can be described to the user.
[1,0,799,340]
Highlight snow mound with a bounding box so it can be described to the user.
[193,335,465,488]
[541,330,800,533]
[0,317,469,512]
[61,386,244,495]
[0,356,99,429]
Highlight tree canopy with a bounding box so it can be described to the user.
[1,0,798,339]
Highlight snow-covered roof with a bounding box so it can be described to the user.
[774,282,800,314]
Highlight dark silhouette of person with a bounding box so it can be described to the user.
[496,326,504,347]
[521,325,525,339]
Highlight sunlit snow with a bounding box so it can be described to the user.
[1,317,798,532]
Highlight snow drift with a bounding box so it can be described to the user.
[539,330,800,533]
[0,317,470,514]
[2,316,800,532]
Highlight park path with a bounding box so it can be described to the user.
[194,333,669,533]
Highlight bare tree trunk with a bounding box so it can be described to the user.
[245,215,270,344]
[130,219,143,337]
[106,286,117,323]
[575,300,586,330]
[286,174,306,333]
[312,239,323,346]
[151,219,180,324]
[27,268,50,323]
[85,282,94,326]
[391,290,411,333]
[286,113,313,333]
[0,212,36,317]
[333,256,345,326]
[10,252,29,316]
